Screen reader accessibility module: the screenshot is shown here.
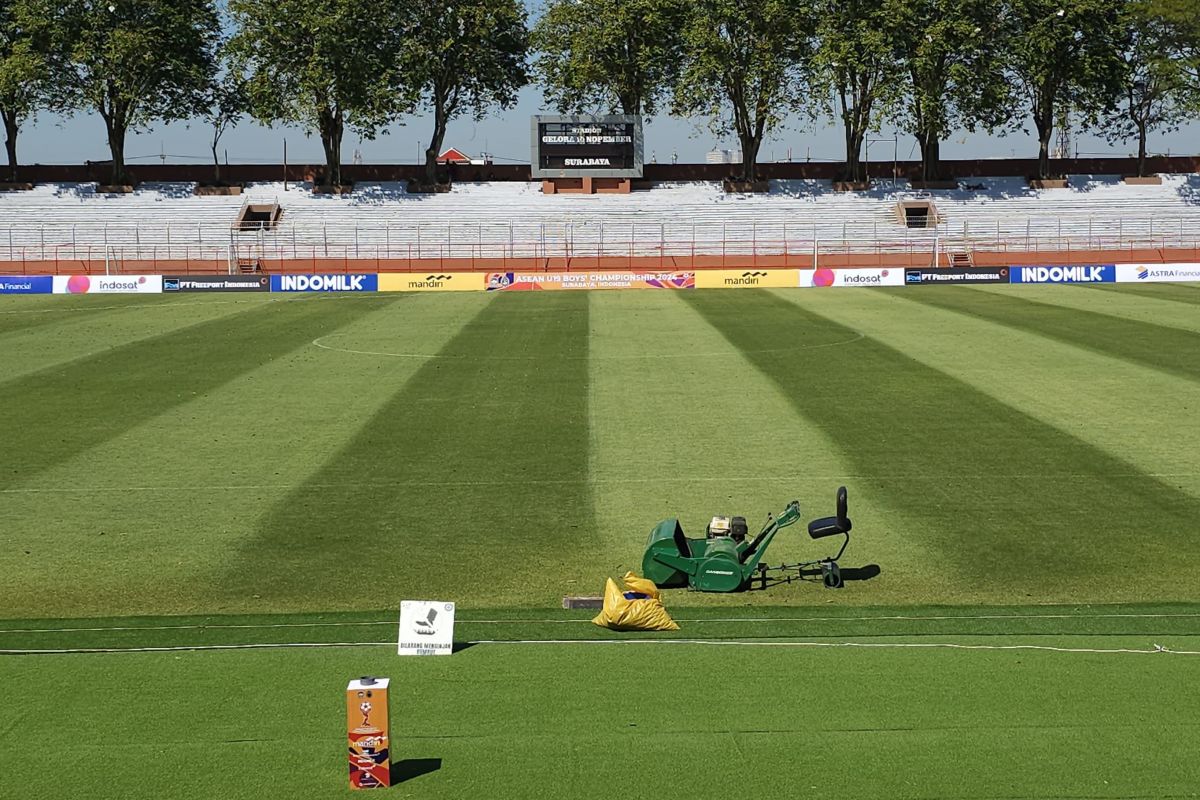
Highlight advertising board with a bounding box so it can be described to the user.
[695,270,800,289]
[0,276,53,294]
[1114,264,1200,283]
[804,268,904,288]
[1009,265,1115,283]
[377,273,486,292]
[346,677,391,789]
[485,271,694,291]
[52,275,163,294]
[904,267,1010,285]
[530,115,643,179]
[163,275,270,292]
[269,274,378,292]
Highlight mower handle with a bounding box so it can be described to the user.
[741,500,802,569]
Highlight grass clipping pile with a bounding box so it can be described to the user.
[593,572,680,631]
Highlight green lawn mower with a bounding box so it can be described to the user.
[641,487,854,592]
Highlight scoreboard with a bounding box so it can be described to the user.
[530,115,643,178]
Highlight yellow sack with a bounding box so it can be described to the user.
[592,571,680,632]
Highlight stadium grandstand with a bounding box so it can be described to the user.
[2,174,1198,273]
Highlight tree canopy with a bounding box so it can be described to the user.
[532,0,686,117]
[1007,0,1129,179]
[1100,0,1200,176]
[888,0,1014,182]
[1,0,56,179]
[672,0,815,183]
[405,0,528,186]
[227,0,413,188]
[22,0,219,185]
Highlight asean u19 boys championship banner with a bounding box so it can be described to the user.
[485,271,695,291]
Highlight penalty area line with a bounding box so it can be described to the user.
[4,639,1200,657]
[5,611,1200,636]
[4,472,1198,494]
[470,639,1200,656]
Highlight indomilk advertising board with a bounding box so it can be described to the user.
[530,115,643,178]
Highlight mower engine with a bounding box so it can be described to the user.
[706,516,749,542]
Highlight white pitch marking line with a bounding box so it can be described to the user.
[4,639,1199,657]
[469,639,1200,656]
[309,331,865,361]
[4,611,1200,636]
[0,298,268,316]
[0,641,394,654]
[4,472,1197,495]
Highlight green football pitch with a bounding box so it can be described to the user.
[2,283,1200,798]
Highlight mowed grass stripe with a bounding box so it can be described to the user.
[683,289,1200,601]
[1088,281,1200,308]
[1012,282,1200,334]
[0,295,482,619]
[821,288,1200,496]
[0,295,393,490]
[0,295,283,383]
[0,294,246,337]
[902,285,1200,382]
[586,290,932,605]
[227,292,595,609]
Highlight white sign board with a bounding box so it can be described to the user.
[52,275,163,294]
[803,268,904,288]
[398,600,456,656]
[1114,264,1200,283]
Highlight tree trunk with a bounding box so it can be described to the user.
[1136,120,1148,178]
[319,111,344,188]
[1033,90,1054,180]
[106,118,128,186]
[424,96,449,187]
[844,125,866,183]
[917,131,941,183]
[2,109,17,183]
[211,138,221,185]
[738,132,761,182]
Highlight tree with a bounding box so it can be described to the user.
[1100,1,1199,177]
[227,0,413,189]
[1006,0,1128,180]
[813,0,903,183]
[531,0,686,116]
[1149,0,1200,72]
[0,0,53,182]
[672,0,815,184]
[888,0,1014,182]
[405,0,528,187]
[202,71,246,185]
[22,0,218,186]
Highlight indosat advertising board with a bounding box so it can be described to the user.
[530,115,643,179]
[804,268,904,288]
[52,275,163,294]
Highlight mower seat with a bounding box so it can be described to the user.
[808,516,851,538]
[808,486,852,539]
